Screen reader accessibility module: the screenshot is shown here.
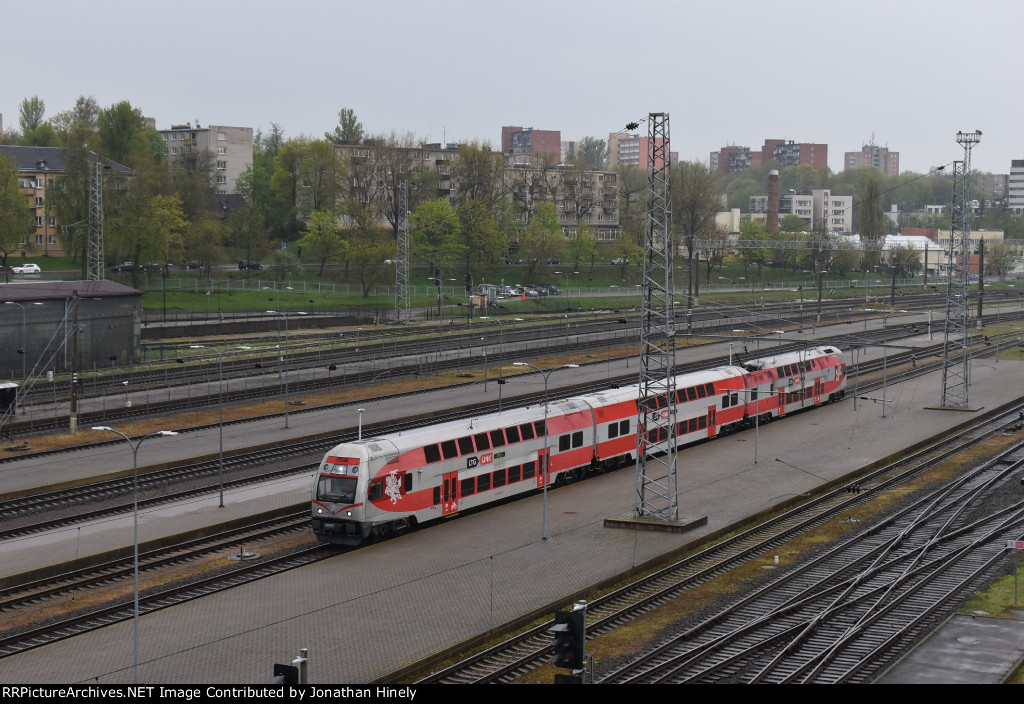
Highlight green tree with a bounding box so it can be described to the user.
[183,213,227,276]
[566,221,598,273]
[411,198,464,271]
[779,214,808,233]
[301,209,347,275]
[18,96,45,134]
[574,137,607,170]
[456,198,507,276]
[97,101,147,164]
[228,205,270,276]
[340,201,393,297]
[108,191,188,286]
[0,156,36,281]
[674,161,722,303]
[451,142,507,209]
[859,176,886,271]
[325,108,364,143]
[738,219,774,279]
[518,201,565,278]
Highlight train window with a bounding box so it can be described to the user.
[730,393,738,406]
[620,419,630,435]
[686,387,697,401]
[534,420,546,437]
[369,481,383,501]
[696,384,707,399]
[405,473,413,492]
[572,431,583,448]
[721,394,730,408]
[559,434,571,452]
[608,422,618,439]
[509,464,521,483]
[698,416,707,429]
[317,475,358,504]
[506,426,521,444]
[458,436,475,455]
[677,421,686,435]
[441,440,458,460]
[424,444,441,464]
[461,478,475,496]
[477,474,491,492]
[490,429,506,448]
[432,486,440,505]
[523,460,536,479]
[705,383,715,396]
[493,469,506,488]
[520,423,535,441]
[750,389,758,401]
[474,433,491,451]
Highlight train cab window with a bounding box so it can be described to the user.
[509,464,521,483]
[506,426,521,444]
[461,478,475,496]
[477,474,491,492]
[493,468,506,488]
[619,419,630,435]
[490,429,506,448]
[441,440,458,460]
[520,423,535,441]
[317,475,358,504]
[750,389,758,401]
[474,433,491,451]
[730,393,739,406]
[608,422,619,439]
[458,436,475,455]
[404,473,413,492]
[424,444,441,464]
[722,394,731,408]
[523,460,536,479]
[534,420,546,437]
[558,434,571,452]
[572,431,583,448]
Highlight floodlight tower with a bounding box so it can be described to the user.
[634,113,679,522]
[394,180,411,323]
[939,130,981,408]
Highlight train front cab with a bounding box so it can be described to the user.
[312,444,372,545]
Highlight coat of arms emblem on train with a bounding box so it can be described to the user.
[385,470,402,504]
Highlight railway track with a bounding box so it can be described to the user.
[409,394,1024,684]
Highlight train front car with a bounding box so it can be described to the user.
[312,442,379,545]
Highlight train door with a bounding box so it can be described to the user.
[778,389,787,417]
[813,377,822,404]
[536,449,548,488]
[707,407,717,438]
[441,471,459,515]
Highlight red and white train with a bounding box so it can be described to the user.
[312,346,847,545]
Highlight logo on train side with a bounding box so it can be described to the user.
[385,470,402,504]
[466,452,494,470]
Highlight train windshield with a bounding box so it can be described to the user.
[317,475,358,504]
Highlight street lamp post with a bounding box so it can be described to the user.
[480,316,522,411]
[357,407,365,440]
[189,345,225,507]
[512,362,579,541]
[90,426,178,684]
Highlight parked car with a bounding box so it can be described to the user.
[238,260,263,270]
[611,257,630,265]
[546,258,561,265]
[10,263,41,274]
[110,261,133,273]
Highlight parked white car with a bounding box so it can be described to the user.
[11,263,41,275]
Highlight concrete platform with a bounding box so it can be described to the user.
[0,349,1020,684]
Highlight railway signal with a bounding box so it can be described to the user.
[550,603,586,679]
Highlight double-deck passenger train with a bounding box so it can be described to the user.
[312,347,847,545]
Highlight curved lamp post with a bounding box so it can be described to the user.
[91,426,179,684]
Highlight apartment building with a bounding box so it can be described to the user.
[157,123,253,195]
[844,143,900,177]
[0,145,132,258]
[712,139,828,177]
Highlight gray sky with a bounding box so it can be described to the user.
[3,0,1017,175]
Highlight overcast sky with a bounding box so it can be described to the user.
[2,0,1017,175]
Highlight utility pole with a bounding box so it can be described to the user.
[69,291,79,433]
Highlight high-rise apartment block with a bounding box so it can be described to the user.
[711,139,827,176]
[607,133,678,169]
[501,126,561,165]
[844,143,899,177]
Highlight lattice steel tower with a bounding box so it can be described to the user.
[394,180,411,323]
[86,161,104,280]
[940,130,981,408]
[634,113,679,521]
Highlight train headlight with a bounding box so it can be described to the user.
[317,508,323,514]
[347,511,352,517]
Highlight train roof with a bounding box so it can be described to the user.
[743,346,842,371]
